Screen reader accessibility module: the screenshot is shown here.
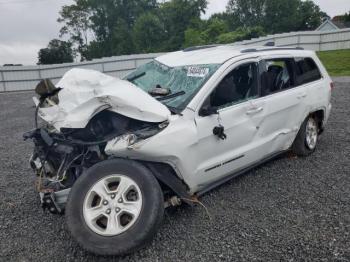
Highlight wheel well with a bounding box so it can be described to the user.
[310,110,325,133]
[139,161,193,205]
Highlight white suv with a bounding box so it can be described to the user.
[24,45,332,256]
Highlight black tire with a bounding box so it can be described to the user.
[292,115,319,157]
[65,158,164,256]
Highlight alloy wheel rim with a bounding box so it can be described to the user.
[305,118,318,150]
[83,175,143,236]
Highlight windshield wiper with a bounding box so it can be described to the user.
[127,72,146,82]
[165,105,183,115]
[156,91,185,101]
[156,91,185,115]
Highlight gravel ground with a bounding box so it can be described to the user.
[0,81,349,262]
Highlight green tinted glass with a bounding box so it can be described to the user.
[125,60,220,110]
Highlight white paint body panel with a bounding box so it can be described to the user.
[37,68,170,130]
[41,47,332,194]
[108,48,332,193]
[155,46,242,67]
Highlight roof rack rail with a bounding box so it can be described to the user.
[241,47,304,53]
[264,41,275,46]
[183,45,218,52]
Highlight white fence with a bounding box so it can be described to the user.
[0,53,163,92]
[234,28,350,50]
[1,28,349,92]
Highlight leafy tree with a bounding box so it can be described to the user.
[86,0,157,41]
[111,19,135,55]
[38,39,74,65]
[185,18,229,46]
[133,12,165,53]
[226,0,328,34]
[58,0,91,60]
[215,26,264,44]
[159,0,208,50]
[82,21,134,60]
[263,0,300,33]
[264,0,328,32]
[344,11,350,22]
[55,0,327,59]
[338,11,350,22]
[58,0,158,59]
[244,26,265,39]
[216,31,241,44]
[297,0,328,31]
[210,12,240,31]
[226,0,266,28]
[202,18,229,43]
[184,28,206,47]
[185,13,265,47]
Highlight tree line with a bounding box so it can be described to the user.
[38,0,332,64]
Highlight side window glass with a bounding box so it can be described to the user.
[261,58,295,96]
[294,57,322,85]
[209,62,258,109]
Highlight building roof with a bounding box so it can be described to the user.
[316,17,350,31]
[332,15,350,29]
[332,20,350,29]
[316,19,340,31]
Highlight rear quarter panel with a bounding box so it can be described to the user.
[302,53,332,126]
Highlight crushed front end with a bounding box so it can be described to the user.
[24,68,170,214]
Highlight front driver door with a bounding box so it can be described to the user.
[193,60,267,190]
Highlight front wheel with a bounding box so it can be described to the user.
[65,159,164,256]
[292,115,319,156]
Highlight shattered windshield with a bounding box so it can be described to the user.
[125,60,220,110]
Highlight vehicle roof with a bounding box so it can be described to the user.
[155,45,315,67]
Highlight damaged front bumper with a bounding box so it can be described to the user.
[24,69,173,214]
[24,118,167,215]
[40,188,70,214]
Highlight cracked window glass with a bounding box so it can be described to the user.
[125,60,220,110]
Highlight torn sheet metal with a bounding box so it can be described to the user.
[105,134,137,153]
[37,68,171,130]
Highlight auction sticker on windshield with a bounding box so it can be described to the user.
[187,66,209,78]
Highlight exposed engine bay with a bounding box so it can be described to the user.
[23,69,170,214]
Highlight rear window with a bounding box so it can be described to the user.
[294,57,322,85]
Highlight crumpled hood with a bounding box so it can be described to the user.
[37,68,171,130]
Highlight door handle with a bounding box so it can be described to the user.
[246,107,263,115]
[297,92,307,99]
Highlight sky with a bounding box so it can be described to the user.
[0,0,349,65]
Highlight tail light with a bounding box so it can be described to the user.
[330,82,335,91]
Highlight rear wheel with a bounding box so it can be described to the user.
[292,115,319,156]
[65,158,164,256]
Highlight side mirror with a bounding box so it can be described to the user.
[199,105,218,117]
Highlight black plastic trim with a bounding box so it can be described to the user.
[205,155,244,172]
[241,47,304,53]
[183,45,218,52]
[143,162,193,205]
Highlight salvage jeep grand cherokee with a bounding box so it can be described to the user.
[24,45,332,256]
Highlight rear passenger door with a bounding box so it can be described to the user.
[256,56,307,155]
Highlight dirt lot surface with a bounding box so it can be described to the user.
[0,80,349,261]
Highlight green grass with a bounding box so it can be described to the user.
[317,49,350,76]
